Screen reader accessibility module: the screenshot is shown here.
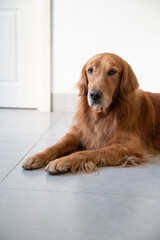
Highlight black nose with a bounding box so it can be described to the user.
[90,89,102,102]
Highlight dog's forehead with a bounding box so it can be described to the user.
[86,53,121,69]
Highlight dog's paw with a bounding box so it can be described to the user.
[22,154,47,170]
[45,159,70,175]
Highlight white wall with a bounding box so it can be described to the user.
[52,0,160,96]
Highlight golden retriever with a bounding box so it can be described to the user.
[22,53,160,174]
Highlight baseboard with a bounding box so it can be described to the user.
[51,93,78,112]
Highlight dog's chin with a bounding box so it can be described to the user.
[88,100,108,113]
[95,105,104,113]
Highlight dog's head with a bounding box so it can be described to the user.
[77,53,139,110]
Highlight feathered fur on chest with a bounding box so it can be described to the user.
[73,100,117,150]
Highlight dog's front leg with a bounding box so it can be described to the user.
[45,143,146,174]
[22,133,80,170]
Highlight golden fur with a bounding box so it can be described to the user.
[22,53,160,174]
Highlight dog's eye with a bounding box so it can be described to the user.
[88,68,94,75]
[107,69,116,76]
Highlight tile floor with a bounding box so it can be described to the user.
[0,109,160,240]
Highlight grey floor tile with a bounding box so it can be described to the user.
[0,189,160,240]
[0,109,63,182]
[1,156,160,198]
[42,112,74,141]
[1,109,160,197]
[1,109,160,240]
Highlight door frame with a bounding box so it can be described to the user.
[37,0,51,111]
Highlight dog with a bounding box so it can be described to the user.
[22,53,160,174]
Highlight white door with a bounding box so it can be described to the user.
[0,0,51,111]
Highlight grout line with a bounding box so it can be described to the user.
[0,112,64,184]
[0,187,160,199]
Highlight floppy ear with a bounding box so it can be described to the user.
[76,65,88,96]
[120,61,139,99]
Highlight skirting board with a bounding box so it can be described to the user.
[52,93,78,112]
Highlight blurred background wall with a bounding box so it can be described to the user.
[52,0,160,111]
